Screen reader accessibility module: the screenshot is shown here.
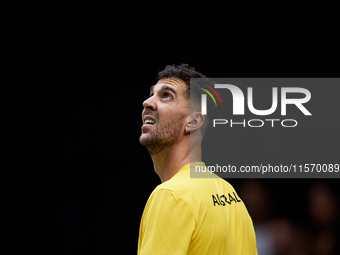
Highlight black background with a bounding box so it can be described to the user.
[13,10,339,254]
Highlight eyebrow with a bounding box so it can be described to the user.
[150,85,177,96]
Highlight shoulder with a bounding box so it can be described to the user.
[150,183,188,205]
[155,164,236,195]
[144,184,195,221]
[146,172,196,213]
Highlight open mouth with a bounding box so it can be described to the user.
[144,119,155,125]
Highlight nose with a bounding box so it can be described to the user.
[143,95,156,110]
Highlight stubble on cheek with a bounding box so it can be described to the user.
[139,119,184,155]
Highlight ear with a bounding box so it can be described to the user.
[185,111,204,133]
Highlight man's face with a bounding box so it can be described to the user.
[139,78,190,155]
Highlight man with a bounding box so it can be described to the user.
[138,64,257,254]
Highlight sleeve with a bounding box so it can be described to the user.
[138,188,195,255]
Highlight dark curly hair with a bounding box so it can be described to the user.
[155,63,207,98]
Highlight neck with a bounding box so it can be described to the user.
[150,134,202,183]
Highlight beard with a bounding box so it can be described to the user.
[139,120,184,155]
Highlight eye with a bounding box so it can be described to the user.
[163,93,173,100]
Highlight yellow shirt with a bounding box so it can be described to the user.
[138,163,257,255]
